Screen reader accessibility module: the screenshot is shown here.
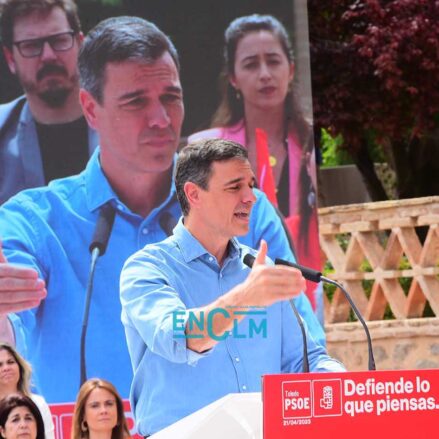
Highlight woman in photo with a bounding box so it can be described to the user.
[71,378,130,439]
[189,14,322,313]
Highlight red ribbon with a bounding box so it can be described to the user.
[255,128,278,207]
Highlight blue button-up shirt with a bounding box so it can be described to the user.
[0,148,324,404]
[120,220,344,435]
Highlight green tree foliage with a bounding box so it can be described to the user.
[320,129,352,167]
[309,0,439,200]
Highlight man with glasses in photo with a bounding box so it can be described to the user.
[0,0,98,204]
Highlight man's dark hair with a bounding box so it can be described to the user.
[175,139,248,216]
[0,0,81,49]
[78,16,179,104]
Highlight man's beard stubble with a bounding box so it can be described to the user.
[18,62,79,108]
[38,84,72,108]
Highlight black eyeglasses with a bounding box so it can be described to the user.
[13,31,76,58]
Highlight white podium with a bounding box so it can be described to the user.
[152,393,262,438]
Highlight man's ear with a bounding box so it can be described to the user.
[3,46,17,75]
[184,181,202,210]
[79,89,99,130]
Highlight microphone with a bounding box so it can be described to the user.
[275,257,376,371]
[89,203,116,255]
[80,204,116,386]
[274,258,322,283]
[243,254,309,373]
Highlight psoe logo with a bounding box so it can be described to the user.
[282,380,312,419]
[320,385,333,409]
[172,308,267,341]
[313,379,343,417]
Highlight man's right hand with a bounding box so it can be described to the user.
[240,240,306,307]
[0,240,46,314]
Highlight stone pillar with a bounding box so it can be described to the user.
[326,317,439,370]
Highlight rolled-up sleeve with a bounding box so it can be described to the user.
[120,252,210,365]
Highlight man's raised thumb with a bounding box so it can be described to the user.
[253,239,268,267]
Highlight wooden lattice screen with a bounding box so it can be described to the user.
[318,197,439,324]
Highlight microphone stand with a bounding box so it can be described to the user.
[80,247,100,385]
[80,204,116,386]
[321,276,376,371]
[288,299,309,373]
[275,257,376,371]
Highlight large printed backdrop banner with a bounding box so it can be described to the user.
[1,1,324,436]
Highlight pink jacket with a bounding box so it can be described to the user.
[188,120,302,216]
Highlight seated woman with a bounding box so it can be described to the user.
[71,378,130,439]
[0,344,53,439]
[0,394,45,439]
[189,14,322,314]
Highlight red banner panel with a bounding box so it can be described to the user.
[263,369,439,439]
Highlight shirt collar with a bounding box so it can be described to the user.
[84,149,179,214]
[20,100,34,125]
[173,218,241,263]
[84,148,120,212]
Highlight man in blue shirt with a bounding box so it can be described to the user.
[120,139,344,435]
[0,16,324,404]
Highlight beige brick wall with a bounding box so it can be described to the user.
[326,318,439,370]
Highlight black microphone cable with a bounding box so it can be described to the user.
[80,203,116,386]
[320,277,376,371]
[243,254,309,373]
[275,257,376,371]
[287,297,310,373]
